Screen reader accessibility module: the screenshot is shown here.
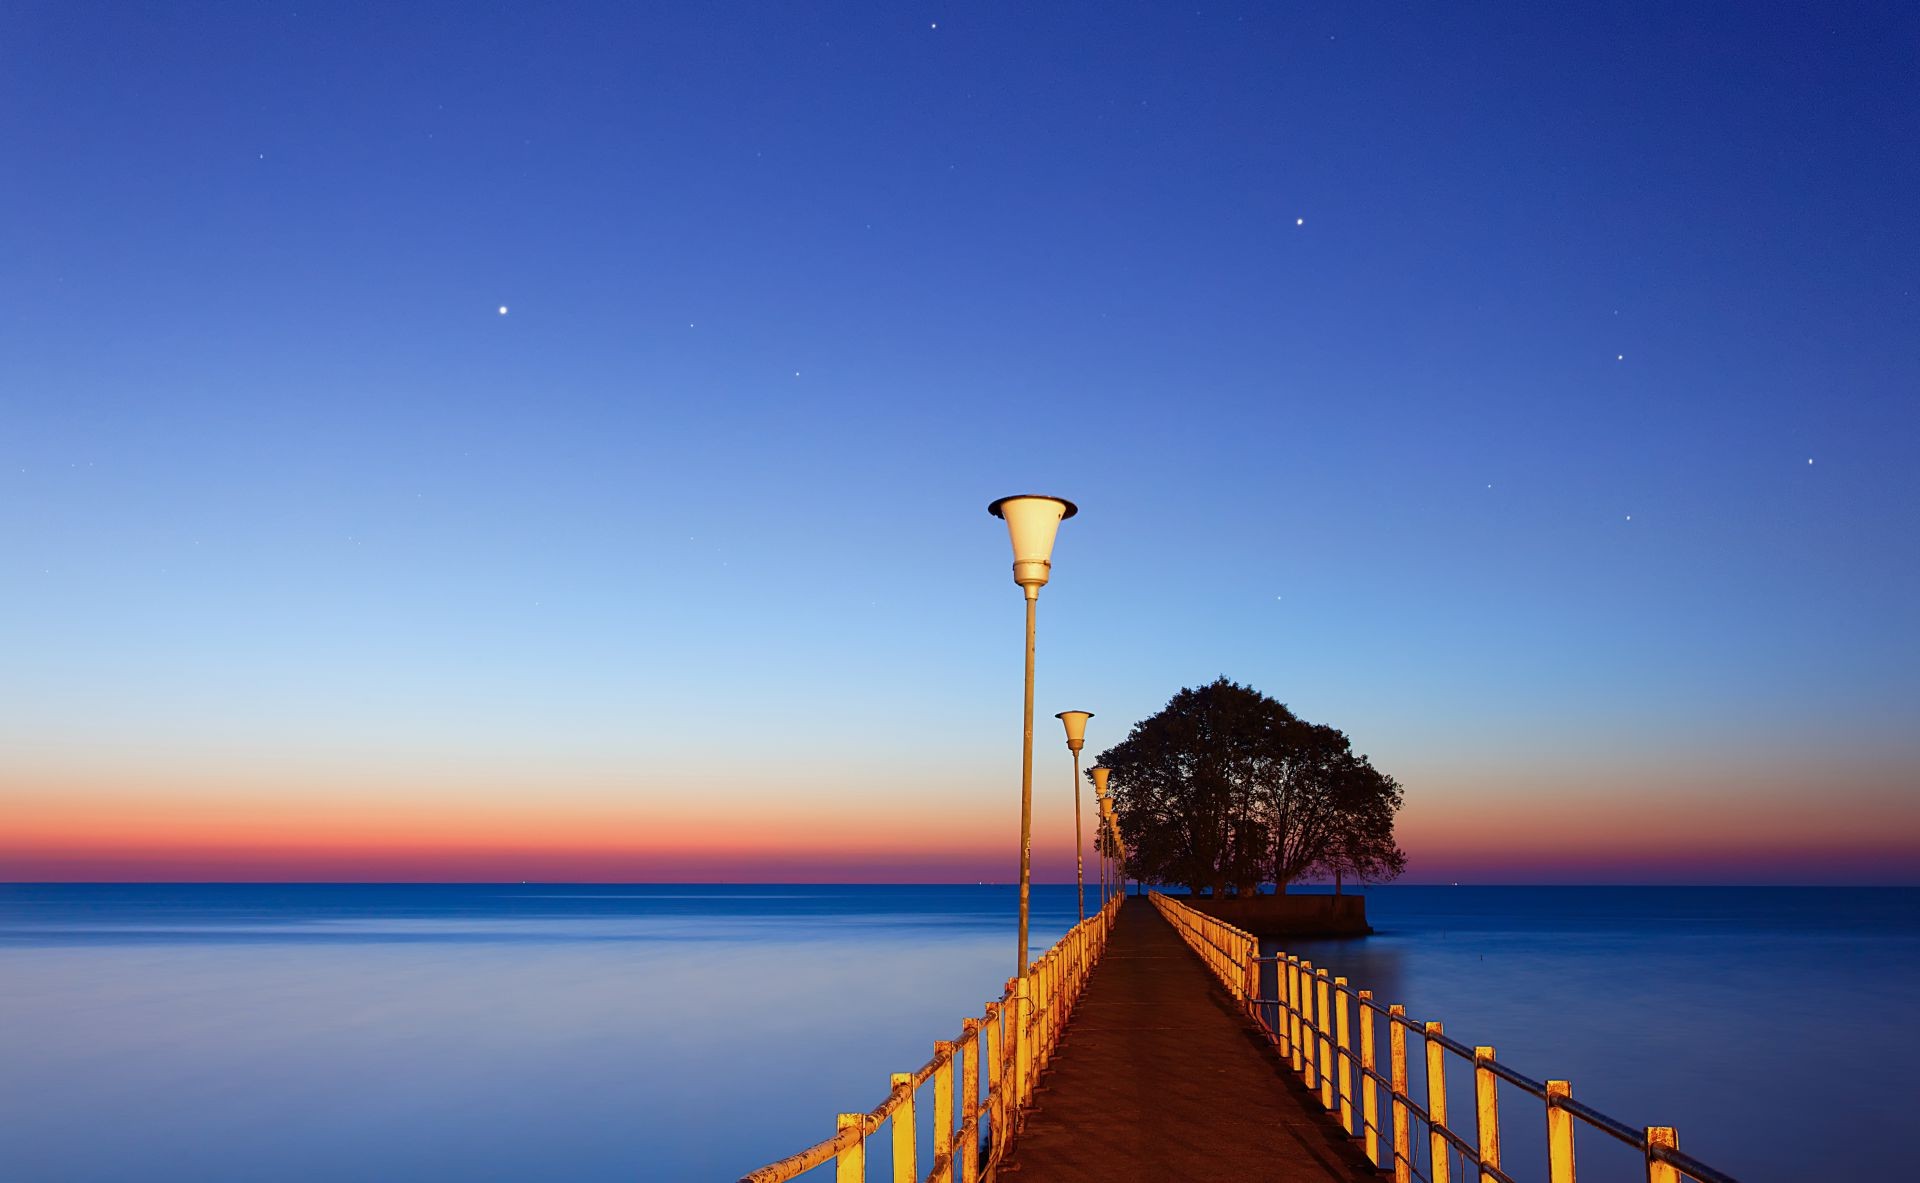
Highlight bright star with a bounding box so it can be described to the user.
[1295,217,1304,226]
[497,306,508,315]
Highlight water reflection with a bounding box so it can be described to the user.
[2,885,1913,1182]
[0,884,1080,1181]
[1260,887,1920,1183]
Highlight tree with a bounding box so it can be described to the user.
[1097,677,1405,895]
[1309,754,1407,894]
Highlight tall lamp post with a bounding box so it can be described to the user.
[1055,711,1093,921]
[988,494,1077,977]
[1098,764,1113,902]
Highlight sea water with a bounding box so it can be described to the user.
[1,884,1912,1181]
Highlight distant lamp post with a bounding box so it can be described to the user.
[1090,764,1113,901]
[989,494,1077,976]
[1056,711,1094,921]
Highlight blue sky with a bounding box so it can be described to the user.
[3,3,1916,880]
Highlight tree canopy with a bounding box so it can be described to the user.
[1094,677,1405,895]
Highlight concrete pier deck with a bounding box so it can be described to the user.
[1001,897,1378,1183]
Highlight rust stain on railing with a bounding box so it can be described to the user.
[737,890,1124,1183]
[1148,891,1742,1183]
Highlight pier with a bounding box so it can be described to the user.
[740,893,1739,1183]
[1000,898,1374,1181]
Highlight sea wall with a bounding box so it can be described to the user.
[1181,893,1372,938]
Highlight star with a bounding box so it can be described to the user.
[497,306,508,315]
[1807,458,1814,465]
[1616,354,1623,361]
[1295,217,1304,226]
[1626,515,1632,521]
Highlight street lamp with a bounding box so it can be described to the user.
[1090,764,1112,900]
[1055,711,1093,921]
[988,494,1077,976]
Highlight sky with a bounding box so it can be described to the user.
[3,2,1916,884]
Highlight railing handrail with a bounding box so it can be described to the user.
[1152,891,1741,1183]
[737,889,1125,1183]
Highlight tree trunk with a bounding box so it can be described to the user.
[1334,868,1343,895]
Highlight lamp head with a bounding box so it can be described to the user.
[1055,710,1093,751]
[987,495,1077,595]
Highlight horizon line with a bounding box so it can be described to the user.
[6,880,1918,889]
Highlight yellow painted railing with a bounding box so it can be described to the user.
[1149,891,1741,1183]
[738,890,1123,1183]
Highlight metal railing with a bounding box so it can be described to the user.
[738,889,1124,1183]
[1149,891,1741,1183]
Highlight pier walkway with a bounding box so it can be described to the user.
[739,888,1738,1183]
[1002,897,1375,1182]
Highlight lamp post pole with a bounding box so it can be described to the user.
[989,495,1077,977]
[1019,592,1038,965]
[1055,711,1093,922]
[1090,764,1109,909]
[1091,765,1118,902]
[1098,823,1106,906]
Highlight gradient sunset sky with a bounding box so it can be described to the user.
[5,4,1916,884]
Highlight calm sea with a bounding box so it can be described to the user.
[0,884,1912,1181]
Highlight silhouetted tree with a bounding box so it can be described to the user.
[1098,677,1405,895]
[1308,754,1407,893]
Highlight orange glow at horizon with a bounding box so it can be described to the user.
[6,746,1917,884]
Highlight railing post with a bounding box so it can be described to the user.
[1545,1080,1575,1183]
[1299,960,1317,1089]
[957,1118,977,1183]
[1036,962,1050,1063]
[1288,957,1304,1073]
[835,1113,865,1183]
[1646,1126,1680,1183]
[1473,1047,1500,1183]
[890,1073,917,1183]
[1360,992,1380,1168]
[1425,1022,1451,1183]
[1335,977,1354,1135]
[956,1021,981,1183]
[960,1021,982,1153]
[1276,954,1293,1059]
[1390,1006,1411,1183]
[1245,936,1259,1022]
[931,1041,955,1182]
[1014,977,1034,1117]
[1052,952,1063,1034]
[1316,968,1335,1111]
[1042,957,1053,1057]
[982,1002,1002,1160]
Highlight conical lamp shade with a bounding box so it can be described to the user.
[1089,765,1110,794]
[988,495,1077,588]
[1056,710,1093,750]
